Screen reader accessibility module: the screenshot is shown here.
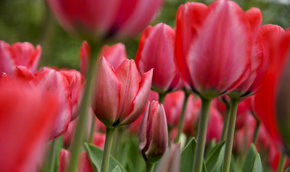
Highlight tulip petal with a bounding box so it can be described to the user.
[245,8,262,38]
[0,41,17,75]
[100,43,127,69]
[156,143,181,172]
[80,41,90,75]
[138,103,150,153]
[120,69,153,125]
[93,57,120,125]
[175,2,208,86]
[187,0,251,97]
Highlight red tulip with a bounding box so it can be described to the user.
[206,107,224,142]
[58,149,94,172]
[183,95,201,136]
[93,132,106,149]
[253,27,290,154]
[35,67,72,139]
[100,43,127,69]
[93,57,153,126]
[136,23,182,93]
[80,41,90,75]
[0,79,58,172]
[139,101,168,162]
[163,91,184,127]
[0,41,41,76]
[175,0,256,98]
[47,0,164,39]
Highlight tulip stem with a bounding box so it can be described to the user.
[252,119,260,144]
[220,101,230,142]
[67,41,102,172]
[146,161,154,172]
[88,115,96,143]
[101,127,116,172]
[222,98,239,172]
[175,92,190,143]
[159,93,166,104]
[278,154,286,172]
[192,97,212,172]
[47,139,57,172]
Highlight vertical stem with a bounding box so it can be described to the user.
[88,115,96,143]
[252,116,260,144]
[222,98,239,172]
[174,92,190,143]
[159,93,166,104]
[192,98,212,172]
[220,102,230,142]
[278,154,286,172]
[101,127,116,172]
[47,139,57,172]
[146,161,154,172]
[67,41,101,172]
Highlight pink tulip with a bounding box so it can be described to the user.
[47,0,164,38]
[80,41,90,75]
[175,0,256,98]
[206,107,224,142]
[93,132,106,149]
[0,41,41,76]
[0,79,58,172]
[139,101,168,162]
[35,67,72,139]
[136,23,182,93]
[163,91,184,127]
[58,149,94,172]
[93,57,153,126]
[183,95,201,136]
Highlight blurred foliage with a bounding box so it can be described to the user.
[0,0,289,70]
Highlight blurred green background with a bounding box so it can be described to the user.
[0,0,289,70]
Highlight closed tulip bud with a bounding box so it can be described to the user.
[254,28,290,155]
[175,0,256,98]
[0,41,41,76]
[0,79,59,172]
[136,23,182,93]
[93,57,153,127]
[155,143,181,172]
[47,0,164,39]
[139,101,168,162]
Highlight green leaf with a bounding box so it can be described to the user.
[84,143,127,172]
[285,167,290,172]
[242,144,262,172]
[180,138,196,172]
[203,162,207,172]
[205,141,225,172]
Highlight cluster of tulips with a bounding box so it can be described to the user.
[1,0,290,172]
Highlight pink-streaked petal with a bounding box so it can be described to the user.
[100,43,127,69]
[117,0,164,37]
[138,103,150,152]
[187,0,251,96]
[0,41,16,76]
[14,66,35,82]
[120,69,153,125]
[115,59,142,120]
[175,3,208,86]
[93,57,120,125]
[136,23,176,92]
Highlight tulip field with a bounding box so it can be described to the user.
[0,0,290,172]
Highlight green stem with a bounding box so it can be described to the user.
[146,161,154,172]
[67,41,101,172]
[159,93,166,104]
[252,116,260,144]
[101,127,116,172]
[88,115,96,143]
[222,98,239,172]
[47,139,57,172]
[278,154,286,172]
[192,98,212,172]
[174,92,190,143]
[220,102,230,142]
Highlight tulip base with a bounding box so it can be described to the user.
[101,127,116,172]
[222,98,239,172]
[192,97,212,172]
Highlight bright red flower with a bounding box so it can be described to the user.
[0,80,58,172]
[47,0,164,38]
[93,57,153,126]
[0,41,41,76]
[175,0,256,98]
[253,27,290,154]
[139,101,168,162]
[136,23,182,93]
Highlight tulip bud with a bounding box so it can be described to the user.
[139,101,168,162]
[155,143,181,172]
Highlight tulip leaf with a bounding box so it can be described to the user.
[242,144,262,172]
[285,167,290,172]
[205,141,225,172]
[84,143,127,172]
[180,138,196,172]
